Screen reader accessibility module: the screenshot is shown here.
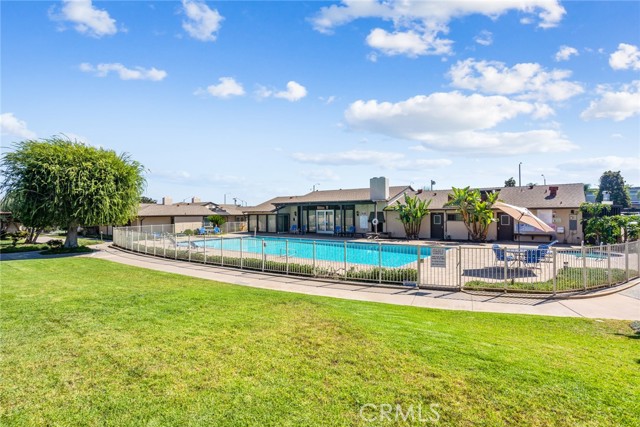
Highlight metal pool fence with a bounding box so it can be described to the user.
[113,226,640,294]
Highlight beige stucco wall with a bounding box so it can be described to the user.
[174,216,205,233]
[486,219,498,241]
[545,208,583,244]
[445,221,469,240]
[133,216,172,227]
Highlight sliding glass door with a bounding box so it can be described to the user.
[316,209,334,234]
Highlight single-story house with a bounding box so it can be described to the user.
[247,178,585,244]
[384,183,585,244]
[244,177,413,234]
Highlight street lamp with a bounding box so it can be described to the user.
[541,174,546,185]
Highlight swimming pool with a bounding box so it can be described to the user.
[183,237,435,268]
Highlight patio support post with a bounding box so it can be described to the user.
[378,242,382,284]
[607,243,612,286]
[552,247,557,294]
[582,244,587,290]
[625,242,629,281]
[286,240,289,275]
[416,245,421,287]
[240,237,243,270]
[503,246,508,292]
[188,235,191,262]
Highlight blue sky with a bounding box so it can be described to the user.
[1,0,639,205]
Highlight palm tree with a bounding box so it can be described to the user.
[445,187,498,242]
[392,194,431,239]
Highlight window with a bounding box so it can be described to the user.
[447,213,463,221]
[433,215,442,225]
[500,215,511,226]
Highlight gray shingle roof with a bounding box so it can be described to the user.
[242,196,297,214]
[389,183,585,210]
[276,185,411,205]
[137,203,214,217]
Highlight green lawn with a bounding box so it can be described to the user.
[0,237,100,254]
[1,258,638,426]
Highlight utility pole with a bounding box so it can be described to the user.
[541,174,546,185]
[518,162,522,187]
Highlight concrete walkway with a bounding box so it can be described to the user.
[2,243,639,320]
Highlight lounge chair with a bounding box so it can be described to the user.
[345,225,355,237]
[334,225,342,236]
[290,224,298,234]
[524,248,546,268]
[213,226,221,234]
[300,225,307,235]
[197,227,207,235]
[492,244,514,266]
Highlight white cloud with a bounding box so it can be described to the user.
[181,0,223,42]
[312,1,564,57]
[257,81,307,102]
[449,59,583,102]
[344,92,577,155]
[366,28,452,57]
[292,149,451,170]
[557,156,640,172]
[50,0,118,38]
[79,63,167,81]
[581,81,640,122]
[0,113,37,139]
[319,95,337,105]
[609,43,640,70]
[610,133,623,139]
[153,169,246,186]
[555,45,578,61]
[346,92,542,135]
[300,168,341,182]
[195,77,245,98]
[474,30,493,46]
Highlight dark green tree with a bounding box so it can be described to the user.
[1,137,145,248]
[140,196,157,204]
[207,214,227,227]
[596,171,631,207]
[504,177,516,187]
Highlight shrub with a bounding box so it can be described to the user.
[46,239,64,249]
[9,231,27,246]
[183,229,194,236]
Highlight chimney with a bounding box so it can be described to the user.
[162,196,173,205]
[191,196,201,203]
[370,177,389,201]
[549,186,558,197]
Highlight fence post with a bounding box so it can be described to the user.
[220,236,224,266]
[153,232,156,256]
[188,235,192,262]
[162,233,166,258]
[457,247,462,290]
[378,242,382,284]
[625,242,629,281]
[503,246,508,292]
[174,232,178,260]
[416,245,421,287]
[240,237,243,270]
[552,247,557,294]
[313,241,317,277]
[582,244,587,290]
[286,240,289,275]
[607,244,612,286]
[261,239,265,272]
[203,233,207,264]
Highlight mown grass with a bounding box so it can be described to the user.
[0,237,101,254]
[1,258,639,426]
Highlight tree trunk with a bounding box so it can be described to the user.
[25,227,43,244]
[64,223,79,248]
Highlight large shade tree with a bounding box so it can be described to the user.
[392,193,431,239]
[596,170,631,208]
[1,137,145,248]
[445,187,499,242]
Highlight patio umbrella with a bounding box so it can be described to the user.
[493,201,554,250]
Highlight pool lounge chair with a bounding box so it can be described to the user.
[345,225,355,237]
[290,224,298,234]
[334,225,342,236]
[300,225,307,235]
[492,244,514,266]
[213,226,221,234]
[197,227,207,235]
[524,248,546,269]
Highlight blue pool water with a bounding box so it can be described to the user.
[183,237,435,267]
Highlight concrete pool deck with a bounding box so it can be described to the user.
[4,242,637,320]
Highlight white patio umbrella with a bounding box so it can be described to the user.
[493,201,554,250]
